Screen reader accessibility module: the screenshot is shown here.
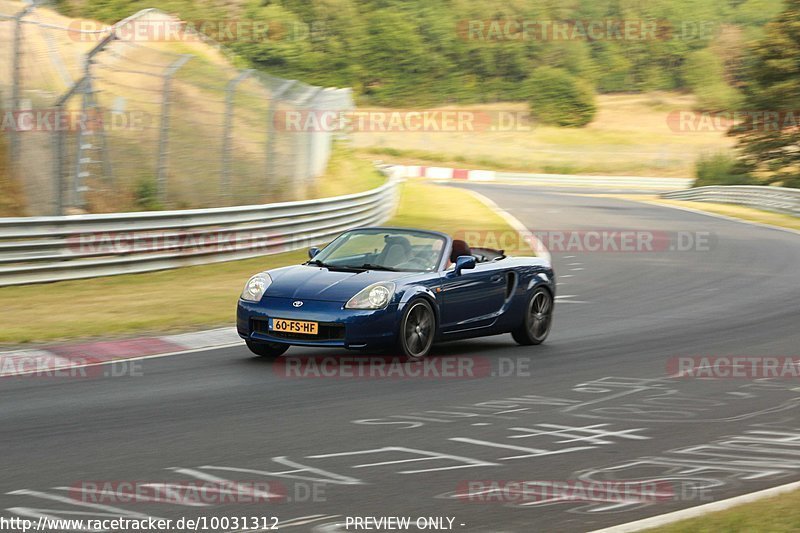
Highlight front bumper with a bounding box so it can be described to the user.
[237,296,398,349]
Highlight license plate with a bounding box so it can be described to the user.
[270,318,318,335]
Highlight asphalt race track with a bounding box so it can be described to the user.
[2,183,800,533]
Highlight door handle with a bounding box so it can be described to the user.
[490,275,503,282]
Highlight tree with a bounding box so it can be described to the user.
[682,49,741,110]
[527,67,596,127]
[730,0,800,187]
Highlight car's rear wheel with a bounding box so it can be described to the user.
[396,299,435,361]
[512,287,553,345]
[246,340,289,359]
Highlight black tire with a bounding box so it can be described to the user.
[395,299,436,361]
[246,340,289,359]
[512,287,553,345]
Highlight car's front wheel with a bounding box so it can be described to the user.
[246,340,289,359]
[395,299,435,361]
[512,287,553,345]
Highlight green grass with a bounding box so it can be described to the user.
[308,144,386,199]
[646,488,800,532]
[0,180,528,345]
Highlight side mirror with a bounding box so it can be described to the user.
[454,255,476,276]
[308,247,320,259]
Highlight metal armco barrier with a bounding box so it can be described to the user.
[0,179,401,286]
[661,186,800,216]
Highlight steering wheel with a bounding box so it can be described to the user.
[398,256,432,270]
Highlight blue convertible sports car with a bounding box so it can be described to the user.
[237,227,555,360]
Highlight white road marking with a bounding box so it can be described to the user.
[189,460,364,485]
[508,424,650,444]
[462,189,552,264]
[555,295,587,303]
[449,437,594,460]
[307,446,497,474]
[52,486,209,507]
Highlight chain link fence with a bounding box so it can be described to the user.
[0,3,354,215]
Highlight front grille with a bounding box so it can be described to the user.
[251,318,345,341]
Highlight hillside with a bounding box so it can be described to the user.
[0,1,352,214]
[55,0,784,107]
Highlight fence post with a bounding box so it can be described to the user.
[51,32,117,215]
[52,99,67,216]
[156,54,192,205]
[295,87,322,193]
[73,47,113,208]
[10,5,34,173]
[265,79,296,190]
[221,69,253,201]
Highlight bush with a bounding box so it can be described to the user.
[527,67,596,127]
[693,153,755,187]
[134,177,163,210]
[682,50,741,111]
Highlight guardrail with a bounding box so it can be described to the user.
[496,172,693,189]
[661,186,800,216]
[388,165,693,189]
[0,178,400,287]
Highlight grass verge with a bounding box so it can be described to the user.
[650,199,800,231]
[582,194,799,231]
[0,180,528,345]
[308,144,386,199]
[646,488,800,532]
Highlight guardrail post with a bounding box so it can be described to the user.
[156,54,192,205]
[221,69,253,202]
[265,79,296,190]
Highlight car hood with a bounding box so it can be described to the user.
[265,264,405,302]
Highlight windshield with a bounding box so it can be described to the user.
[310,229,446,272]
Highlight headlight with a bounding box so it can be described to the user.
[241,273,272,302]
[345,282,395,310]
